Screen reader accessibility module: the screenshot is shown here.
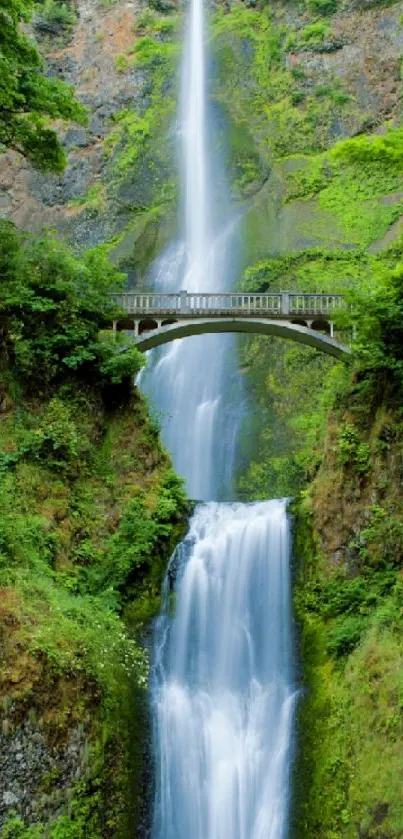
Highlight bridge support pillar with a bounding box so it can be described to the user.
[281,291,290,315]
[329,321,334,338]
[112,320,117,335]
[180,289,188,311]
[133,320,139,337]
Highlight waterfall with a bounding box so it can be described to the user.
[142,0,296,832]
[152,501,296,839]
[140,0,239,501]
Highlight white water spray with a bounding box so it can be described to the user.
[152,501,296,839]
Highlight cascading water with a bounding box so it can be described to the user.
[140,0,239,501]
[152,501,296,839]
[143,0,296,832]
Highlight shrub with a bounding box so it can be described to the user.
[307,0,337,15]
[0,221,143,397]
[38,0,76,26]
[115,54,129,73]
[338,422,371,475]
[327,615,366,657]
[300,21,330,46]
[332,127,403,166]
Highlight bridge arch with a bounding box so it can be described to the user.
[128,317,350,360]
[291,318,308,329]
[139,318,159,335]
[161,318,178,328]
[311,318,331,335]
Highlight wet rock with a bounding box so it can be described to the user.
[0,720,88,829]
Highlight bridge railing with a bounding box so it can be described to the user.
[289,294,344,315]
[110,291,345,317]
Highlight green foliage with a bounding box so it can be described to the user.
[0,221,143,394]
[69,183,107,213]
[103,25,179,232]
[306,0,337,15]
[34,0,76,28]
[338,422,371,474]
[286,21,331,50]
[293,493,403,839]
[89,468,187,597]
[0,294,187,837]
[97,335,143,385]
[281,150,403,246]
[0,0,86,170]
[332,126,403,166]
[30,397,81,466]
[135,8,178,35]
[301,21,329,44]
[209,0,360,186]
[345,260,403,398]
[115,53,129,73]
[1,819,44,838]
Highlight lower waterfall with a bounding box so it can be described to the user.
[151,499,296,839]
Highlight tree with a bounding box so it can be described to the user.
[0,221,144,394]
[0,0,87,172]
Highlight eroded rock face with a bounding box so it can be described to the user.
[0,0,154,258]
[288,4,403,125]
[1,0,403,263]
[0,721,87,828]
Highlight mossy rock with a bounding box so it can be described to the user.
[110,205,178,284]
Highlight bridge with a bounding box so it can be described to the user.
[110,291,351,360]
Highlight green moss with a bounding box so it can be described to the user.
[285,20,332,51]
[234,239,403,500]
[0,377,187,834]
[115,53,130,73]
[34,0,76,28]
[100,27,180,272]
[292,472,403,839]
[0,226,188,834]
[208,1,361,199]
[104,36,179,186]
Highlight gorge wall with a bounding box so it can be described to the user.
[0,225,188,836]
[2,0,403,835]
[292,370,403,839]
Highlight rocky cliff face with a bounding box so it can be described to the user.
[0,0,178,281]
[0,368,187,836]
[2,1,403,836]
[291,382,403,839]
[2,0,403,270]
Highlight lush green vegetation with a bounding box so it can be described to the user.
[0,225,188,837]
[207,6,403,835]
[292,388,403,839]
[0,0,85,170]
[2,0,403,833]
[34,0,76,30]
[98,12,181,275]
[0,221,145,395]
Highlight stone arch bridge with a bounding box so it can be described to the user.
[110,291,351,360]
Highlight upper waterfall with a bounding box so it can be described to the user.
[140,0,240,501]
[182,0,209,288]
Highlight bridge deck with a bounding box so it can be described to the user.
[110,291,345,319]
